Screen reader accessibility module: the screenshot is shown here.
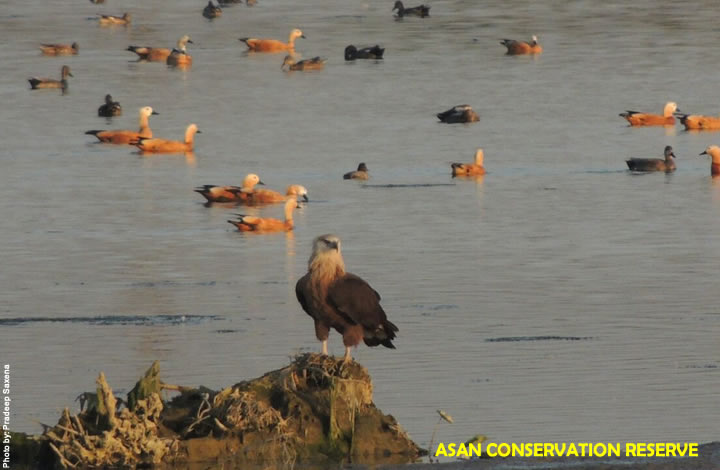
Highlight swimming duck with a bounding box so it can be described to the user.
[626,145,677,172]
[86,106,158,144]
[437,104,479,124]
[699,146,720,176]
[675,113,720,131]
[134,124,201,153]
[239,29,305,53]
[246,184,309,204]
[28,65,72,90]
[281,55,327,71]
[343,163,369,180]
[344,45,385,60]
[39,42,78,55]
[195,174,265,203]
[228,197,299,232]
[620,102,678,127]
[128,35,193,62]
[203,1,222,18]
[500,36,542,55]
[97,94,122,117]
[98,13,131,25]
[451,149,485,176]
[392,1,430,17]
[167,47,193,67]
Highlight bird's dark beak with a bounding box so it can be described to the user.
[68,72,74,77]
[301,34,307,39]
[700,150,708,155]
[302,194,309,202]
[196,130,202,134]
[152,111,159,115]
[258,180,266,185]
[188,39,194,44]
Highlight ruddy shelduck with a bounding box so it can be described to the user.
[128,36,193,62]
[98,13,131,25]
[437,104,479,124]
[97,94,122,117]
[195,174,266,203]
[620,102,678,126]
[344,45,385,61]
[246,184,309,204]
[86,106,158,144]
[40,42,78,55]
[392,1,430,17]
[203,1,222,18]
[227,197,299,232]
[239,29,305,53]
[626,145,677,172]
[699,146,720,176]
[134,124,201,153]
[343,163,369,180]
[676,113,720,131]
[452,149,486,176]
[28,65,72,90]
[500,35,542,55]
[281,55,327,71]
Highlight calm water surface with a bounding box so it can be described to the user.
[1,0,718,452]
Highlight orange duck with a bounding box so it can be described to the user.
[281,55,326,71]
[98,13,131,25]
[500,35,542,55]
[676,113,720,131]
[86,106,157,144]
[40,42,78,55]
[451,148,486,176]
[245,184,309,204]
[228,197,299,232]
[134,124,200,153]
[620,102,678,126]
[239,29,305,53]
[194,174,265,203]
[699,146,720,176]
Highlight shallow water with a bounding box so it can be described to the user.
[1,0,718,454]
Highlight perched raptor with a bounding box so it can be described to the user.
[296,234,398,362]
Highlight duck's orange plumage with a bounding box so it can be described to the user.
[677,113,720,131]
[40,42,78,55]
[245,184,309,204]
[135,124,200,153]
[699,145,720,176]
[239,29,305,53]
[451,148,486,176]
[227,197,298,232]
[620,102,678,126]
[86,106,157,144]
[194,174,265,203]
[98,13,131,25]
[500,35,542,55]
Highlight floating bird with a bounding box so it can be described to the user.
[39,42,78,55]
[281,55,327,71]
[227,197,299,232]
[128,36,193,62]
[203,1,222,18]
[343,163,369,180]
[437,104,479,124]
[239,29,305,53]
[134,124,200,153]
[98,12,131,25]
[392,1,430,17]
[245,184,309,204]
[675,113,720,131]
[86,106,158,144]
[452,149,486,176]
[620,102,678,126]
[167,47,193,67]
[626,145,677,172]
[699,145,720,176]
[295,234,398,362]
[28,65,72,90]
[500,35,542,55]
[97,94,122,117]
[195,174,265,203]
[344,45,384,61]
